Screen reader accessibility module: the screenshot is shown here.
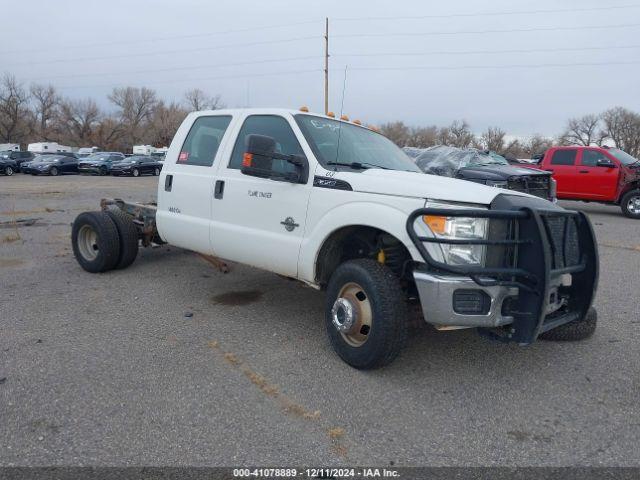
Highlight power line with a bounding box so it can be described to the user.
[4,35,320,68]
[333,3,640,21]
[333,44,640,58]
[0,19,320,56]
[346,60,640,72]
[55,68,322,90]
[334,23,640,39]
[31,55,321,81]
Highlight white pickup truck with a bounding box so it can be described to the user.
[71,108,599,369]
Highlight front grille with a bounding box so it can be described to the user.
[507,176,550,199]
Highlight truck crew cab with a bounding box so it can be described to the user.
[527,145,640,218]
[71,108,599,369]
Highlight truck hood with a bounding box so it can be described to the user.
[458,164,551,181]
[335,169,529,205]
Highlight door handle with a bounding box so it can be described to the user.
[544,169,554,172]
[579,170,589,174]
[164,174,173,192]
[214,180,225,199]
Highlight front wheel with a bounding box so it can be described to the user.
[99,166,108,176]
[325,259,407,369]
[620,189,640,219]
[132,168,140,177]
[539,307,597,341]
[153,167,160,176]
[5,166,13,176]
[50,166,59,176]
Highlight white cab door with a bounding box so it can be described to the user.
[210,114,312,277]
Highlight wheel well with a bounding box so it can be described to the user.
[315,226,412,289]
[618,183,640,203]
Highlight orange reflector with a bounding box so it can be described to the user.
[299,105,309,112]
[340,114,349,121]
[327,111,335,118]
[242,153,253,167]
[423,215,447,235]
[353,119,362,125]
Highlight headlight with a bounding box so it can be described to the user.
[485,179,508,188]
[423,201,488,266]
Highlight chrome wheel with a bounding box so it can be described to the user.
[627,195,640,215]
[5,166,13,176]
[331,282,372,347]
[132,168,140,177]
[77,225,99,261]
[154,168,160,176]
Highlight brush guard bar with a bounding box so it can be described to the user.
[406,205,599,343]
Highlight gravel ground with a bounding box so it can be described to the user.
[0,174,638,467]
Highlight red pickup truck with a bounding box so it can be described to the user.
[527,146,640,218]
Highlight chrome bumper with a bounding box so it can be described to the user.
[413,270,518,328]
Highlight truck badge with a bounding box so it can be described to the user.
[280,217,299,232]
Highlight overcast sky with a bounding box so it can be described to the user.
[2,0,639,136]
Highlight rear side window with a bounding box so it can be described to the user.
[179,115,231,166]
[229,115,304,174]
[581,150,609,167]
[551,150,577,166]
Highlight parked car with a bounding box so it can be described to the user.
[0,157,18,176]
[110,156,163,177]
[0,150,36,172]
[78,152,125,175]
[523,146,640,218]
[406,146,556,202]
[24,155,78,176]
[70,108,598,369]
[39,151,78,159]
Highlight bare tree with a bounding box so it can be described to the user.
[380,121,410,146]
[0,74,32,143]
[55,98,101,146]
[109,86,158,144]
[600,107,640,157]
[148,100,188,147]
[439,120,474,148]
[184,88,223,111]
[407,125,438,148]
[30,83,59,140]
[560,114,601,146]
[479,126,506,152]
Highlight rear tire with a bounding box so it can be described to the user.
[325,259,407,369]
[539,307,597,341]
[71,211,121,273]
[620,189,640,219]
[105,209,139,269]
[99,166,108,176]
[5,166,13,176]
[132,168,140,177]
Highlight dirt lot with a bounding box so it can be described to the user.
[1,174,639,466]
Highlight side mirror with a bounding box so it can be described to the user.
[597,158,616,168]
[241,134,308,184]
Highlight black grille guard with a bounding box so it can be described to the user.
[406,206,599,343]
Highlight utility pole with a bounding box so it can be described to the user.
[324,17,329,115]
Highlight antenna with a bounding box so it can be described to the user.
[333,65,348,171]
[324,17,329,115]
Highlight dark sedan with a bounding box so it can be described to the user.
[77,152,125,175]
[23,155,78,176]
[0,150,36,172]
[0,158,18,176]
[110,156,163,176]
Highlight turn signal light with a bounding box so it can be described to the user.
[423,215,447,235]
[242,153,253,167]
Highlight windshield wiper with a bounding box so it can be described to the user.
[326,161,390,170]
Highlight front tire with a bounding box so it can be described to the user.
[50,166,59,176]
[154,167,160,176]
[620,189,640,219]
[325,259,407,369]
[99,166,108,176]
[539,307,597,341]
[71,211,121,273]
[5,166,13,176]
[132,168,140,177]
[105,209,139,269]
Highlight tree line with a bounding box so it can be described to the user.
[0,73,222,151]
[380,107,640,159]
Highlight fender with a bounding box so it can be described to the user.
[298,198,425,285]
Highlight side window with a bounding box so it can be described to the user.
[229,115,304,174]
[551,150,577,166]
[179,115,232,166]
[581,150,608,167]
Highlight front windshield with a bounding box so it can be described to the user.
[39,157,63,163]
[608,148,638,165]
[84,154,111,162]
[294,114,421,173]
